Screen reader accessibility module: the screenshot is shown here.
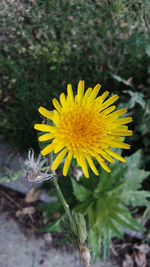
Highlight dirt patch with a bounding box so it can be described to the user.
[0,185,43,236]
[0,184,77,253]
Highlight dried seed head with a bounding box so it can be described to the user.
[24,148,54,183]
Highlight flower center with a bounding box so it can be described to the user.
[60,107,107,153]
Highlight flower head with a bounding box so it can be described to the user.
[34,81,133,178]
[24,149,54,182]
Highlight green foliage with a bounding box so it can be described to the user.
[40,217,62,233]
[60,212,87,245]
[37,200,63,232]
[0,169,22,182]
[111,65,150,166]
[124,91,146,109]
[71,178,92,202]
[0,0,150,151]
[38,150,150,261]
[71,150,150,262]
[125,90,150,166]
[37,201,62,223]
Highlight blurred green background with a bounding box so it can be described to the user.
[0,0,150,166]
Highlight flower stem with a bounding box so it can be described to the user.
[48,152,70,215]
[52,175,70,215]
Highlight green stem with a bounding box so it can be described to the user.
[47,152,70,215]
[52,175,70,215]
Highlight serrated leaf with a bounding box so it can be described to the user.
[88,227,101,263]
[123,191,150,207]
[110,212,142,232]
[87,203,96,227]
[40,218,61,233]
[124,169,150,191]
[125,91,145,109]
[71,178,92,202]
[105,217,124,239]
[125,149,142,169]
[122,151,150,194]
[102,227,112,261]
[119,212,145,232]
[110,73,133,87]
[96,163,126,194]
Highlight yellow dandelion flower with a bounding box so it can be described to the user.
[34,81,133,178]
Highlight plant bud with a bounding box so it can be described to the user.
[72,213,87,245]
[59,212,87,245]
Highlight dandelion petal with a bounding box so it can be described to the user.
[52,148,68,171]
[63,151,72,176]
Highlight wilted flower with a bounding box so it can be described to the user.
[34,81,133,178]
[24,148,54,183]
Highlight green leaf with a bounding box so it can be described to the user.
[125,149,142,169]
[102,227,112,262]
[40,218,61,233]
[104,217,124,239]
[123,191,150,207]
[122,151,150,193]
[37,201,61,213]
[37,201,62,223]
[72,213,87,245]
[125,91,146,109]
[59,214,77,241]
[110,212,142,232]
[40,149,149,262]
[145,45,150,57]
[73,200,92,214]
[59,212,87,244]
[124,169,150,191]
[0,175,10,182]
[88,227,101,263]
[0,170,22,182]
[110,73,133,87]
[87,202,96,227]
[71,178,92,202]
[9,170,22,181]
